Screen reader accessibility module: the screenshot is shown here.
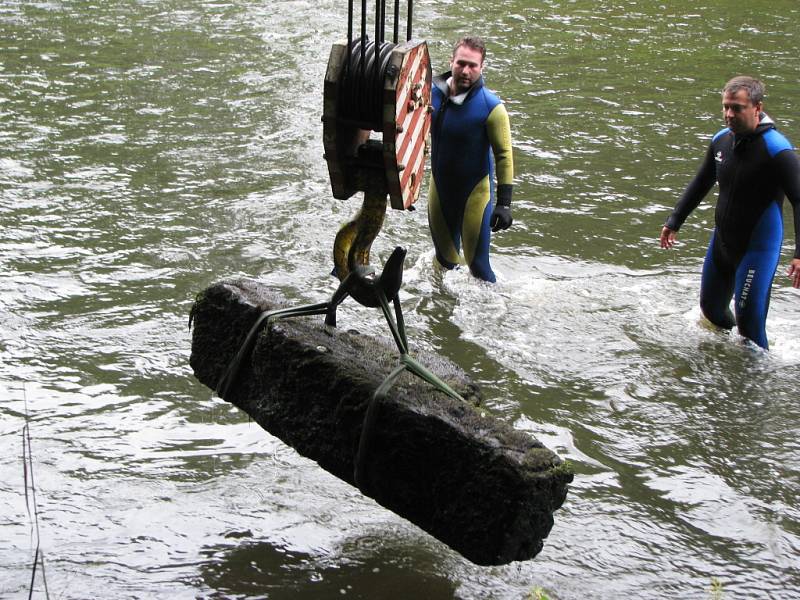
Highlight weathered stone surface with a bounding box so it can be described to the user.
[189,278,573,566]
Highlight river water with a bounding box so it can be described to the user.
[2,1,799,598]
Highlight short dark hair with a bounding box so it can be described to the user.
[723,76,765,105]
[453,35,486,63]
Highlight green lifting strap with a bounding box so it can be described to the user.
[216,290,463,404]
[353,287,464,494]
[374,287,463,402]
[215,302,330,398]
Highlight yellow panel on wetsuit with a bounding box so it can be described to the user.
[487,104,513,187]
[427,177,464,266]
[462,175,491,267]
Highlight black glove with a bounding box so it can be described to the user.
[490,184,513,232]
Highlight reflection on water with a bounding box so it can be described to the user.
[199,536,455,599]
[2,0,800,598]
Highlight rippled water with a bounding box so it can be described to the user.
[2,1,799,598]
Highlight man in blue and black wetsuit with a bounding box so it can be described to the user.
[427,36,514,283]
[660,76,800,349]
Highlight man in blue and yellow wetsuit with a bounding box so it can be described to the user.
[660,76,800,349]
[427,36,514,283]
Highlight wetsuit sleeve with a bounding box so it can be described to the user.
[665,143,717,231]
[773,149,800,258]
[487,103,514,204]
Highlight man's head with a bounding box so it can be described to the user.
[722,76,764,135]
[450,36,485,94]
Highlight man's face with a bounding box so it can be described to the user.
[450,45,483,93]
[722,89,762,135]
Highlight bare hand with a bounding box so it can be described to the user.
[659,226,677,249]
[788,258,800,289]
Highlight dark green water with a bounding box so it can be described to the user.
[2,1,799,598]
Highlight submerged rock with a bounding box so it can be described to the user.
[189,278,572,566]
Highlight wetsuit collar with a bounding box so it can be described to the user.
[433,71,485,104]
[732,112,775,147]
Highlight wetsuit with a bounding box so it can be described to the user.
[666,114,800,348]
[427,72,513,283]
